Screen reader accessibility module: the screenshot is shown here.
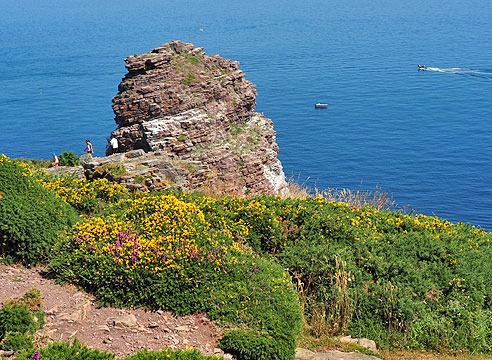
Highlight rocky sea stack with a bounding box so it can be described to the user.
[109,40,286,195]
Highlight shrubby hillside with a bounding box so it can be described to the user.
[1,155,491,359]
[176,194,492,352]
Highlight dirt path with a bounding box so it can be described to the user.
[0,264,226,358]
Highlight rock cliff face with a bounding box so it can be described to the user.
[109,41,286,195]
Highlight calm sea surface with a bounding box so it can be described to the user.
[1,0,491,229]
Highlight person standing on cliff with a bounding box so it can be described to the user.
[85,139,93,157]
[110,136,119,154]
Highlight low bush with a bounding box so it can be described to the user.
[16,339,114,360]
[58,151,80,167]
[49,193,302,360]
[0,155,78,266]
[0,331,34,353]
[0,304,37,342]
[38,175,129,214]
[124,348,224,359]
[0,289,45,345]
[17,342,224,360]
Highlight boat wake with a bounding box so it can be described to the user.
[424,67,492,80]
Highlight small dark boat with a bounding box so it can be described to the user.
[315,103,328,108]
[418,64,427,70]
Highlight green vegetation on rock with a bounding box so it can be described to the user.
[58,151,80,167]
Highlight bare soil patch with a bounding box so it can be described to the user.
[0,264,225,358]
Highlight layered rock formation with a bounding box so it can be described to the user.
[109,41,286,195]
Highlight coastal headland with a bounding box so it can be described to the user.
[104,40,284,195]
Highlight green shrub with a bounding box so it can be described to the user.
[220,330,295,360]
[0,155,78,266]
[58,151,80,167]
[16,339,114,360]
[229,123,243,136]
[17,342,225,360]
[0,289,45,347]
[124,348,224,359]
[0,331,34,353]
[0,304,37,341]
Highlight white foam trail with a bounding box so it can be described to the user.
[423,67,492,79]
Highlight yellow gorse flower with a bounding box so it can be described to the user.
[66,193,246,274]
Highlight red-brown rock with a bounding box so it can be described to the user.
[109,41,286,195]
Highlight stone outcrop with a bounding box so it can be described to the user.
[339,336,377,353]
[109,40,286,195]
[46,150,244,194]
[295,348,380,360]
[86,150,212,193]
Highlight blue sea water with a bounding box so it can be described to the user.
[1,0,491,230]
